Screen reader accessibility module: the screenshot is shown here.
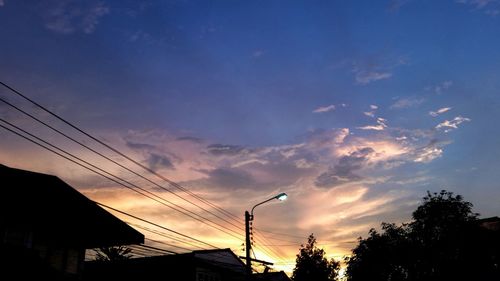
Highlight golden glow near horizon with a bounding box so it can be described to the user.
[1,126,423,275]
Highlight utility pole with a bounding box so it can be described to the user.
[245,210,252,277]
[244,193,287,279]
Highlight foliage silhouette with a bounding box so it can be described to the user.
[94,245,132,262]
[292,234,340,281]
[345,190,500,281]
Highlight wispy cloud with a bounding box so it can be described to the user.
[457,0,500,16]
[358,117,388,131]
[364,111,375,118]
[335,128,350,144]
[429,107,452,117]
[391,97,425,109]
[207,144,248,156]
[457,0,495,9]
[388,0,412,12]
[5,122,459,272]
[0,0,5,7]
[412,140,445,163]
[352,55,408,85]
[43,0,109,34]
[315,147,374,188]
[435,116,471,132]
[313,104,336,113]
[252,49,265,58]
[147,153,174,171]
[364,105,379,118]
[434,80,453,94]
[355,71,392,84]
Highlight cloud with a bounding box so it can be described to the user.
[412,139,445,163]
[126,141,156,150]
[429,107,452,117]
[0,0,4,7]
[43,0,109,34]
[390,97,425,109]
[457,0,500,16]
[434,80,453,94]
[357,118,388,131]
[315,147,374,188]
[363,105,378,118]
[128,30,153,43]
[313,104,336,113]
[334,128,350,144]
[4,118,462,271]
[457,0,495,9]
[352,55,408,85]
[485,9,500,15]
[252,50,265,58]
[207,144,247,156]
[388,0,412,11]
[304,128,353,150]
[147,153,174,171]
[435,116,471,132]
[176,136,204,143]
[196,167,259,190]
[355,71,392,85]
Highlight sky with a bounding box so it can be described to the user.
[1,0,500,274]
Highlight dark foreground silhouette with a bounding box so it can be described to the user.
[344,190,500,281]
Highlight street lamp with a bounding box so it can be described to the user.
[245,192,288,276]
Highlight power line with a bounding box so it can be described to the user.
[130,223,207,250]
[144,237,197,252]
[253,231,289,264]
[0,80,243,225]
[0,121,219,249]
[0,115,289,268]
[0,117,243,241]
[0,81,294,265]
[253,228,308,240]
[133,244,177,255]
[96,202,219,249]
[0,96,245,238]
[0,116,292,271]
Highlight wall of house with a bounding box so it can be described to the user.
[1,226,85,277]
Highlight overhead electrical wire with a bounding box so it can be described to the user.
[0,121,218,250]
[0,117,242,241]
[0,80,242,224]
[130,223,208,251]
[253,228,308,240]
[0,112,284,266]
[0,96,244,236]
[0,80,295,267]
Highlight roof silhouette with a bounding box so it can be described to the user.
[0,164,144,248]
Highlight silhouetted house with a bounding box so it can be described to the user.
[0,164,144,280]
[85,248,247,281]
[254,271,291,281]
[478,216,500,232]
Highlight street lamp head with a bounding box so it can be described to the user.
[250,192,289,217]
[275,192,288,201]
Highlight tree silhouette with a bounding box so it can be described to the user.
[345,190,500,281]
[94,245,132,262]
[345,223,411,281]
[292,234,340,281]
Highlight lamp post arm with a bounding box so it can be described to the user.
[251,197,275,217]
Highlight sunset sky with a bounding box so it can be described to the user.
[1,0,500,274]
